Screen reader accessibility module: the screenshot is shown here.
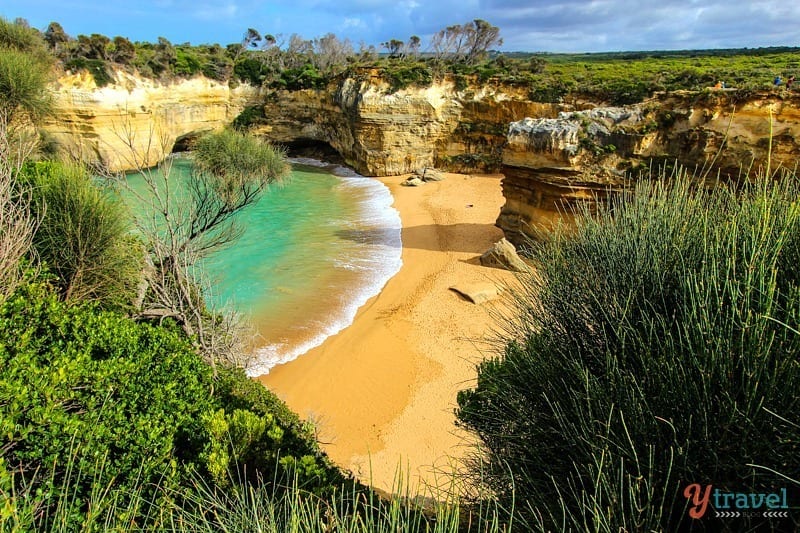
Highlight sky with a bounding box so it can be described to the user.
[1,0,798,53]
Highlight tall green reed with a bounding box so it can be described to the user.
[458,166,800,531]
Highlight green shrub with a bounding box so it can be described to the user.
[0,280,347,529]
[232,105,266,130]
[234,56,272,85]
[193,128,288,185]
[207,366,344,492]
[528,80,573,103]
[201,54,232,81]
[274,63,328,90]
[600,80,653,105]
[0,47,53,118]
[64,57,113,87]
[0,17,43,53]
[382,63,433,92]
[457,170,800,531]
[174,48,203,77]
[25,161,143,307]
[0,281,215,530]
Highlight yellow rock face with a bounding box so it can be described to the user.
[497,91,800,244]
[41,70,554,176]
[257,75,557,176]
[41,71,800,246]
[42,70,263,172]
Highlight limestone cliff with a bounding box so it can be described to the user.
[41,72,800,245]
[41,70,562,177]
[42,70,262,171]
[254,74,553,176]
[497,91,800,245]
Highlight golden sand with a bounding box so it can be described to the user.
[259,173,517,493]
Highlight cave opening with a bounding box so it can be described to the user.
[172,132,205,153]
[173,135,346,167]
[281,139,345,165]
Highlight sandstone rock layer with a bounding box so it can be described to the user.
[43,71,262,171]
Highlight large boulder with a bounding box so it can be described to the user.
[414,167,446,182]
[480,238,529,272]
[401,176,425,186]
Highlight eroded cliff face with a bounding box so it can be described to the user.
[42,71,263,171]
[254,74,555,176]
[45,70,546,176]
[498,91,800,245]
[42,73,800,244]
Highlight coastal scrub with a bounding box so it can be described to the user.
[457,170,800,531]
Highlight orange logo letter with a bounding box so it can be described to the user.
[683,483,712,519]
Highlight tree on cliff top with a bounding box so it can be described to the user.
[430,19,502,64]
[43,21,70,56]
[465,19,502,63]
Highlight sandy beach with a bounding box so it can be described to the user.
[258,172,517,493]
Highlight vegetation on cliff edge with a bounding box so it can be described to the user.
[14,15,800,103]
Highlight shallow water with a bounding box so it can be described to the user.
[126,157,402,375]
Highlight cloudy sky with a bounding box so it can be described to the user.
[2,0,798,53]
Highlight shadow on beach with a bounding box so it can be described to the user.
[335,222,501,254]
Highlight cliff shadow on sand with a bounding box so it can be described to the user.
[336,222,500,254]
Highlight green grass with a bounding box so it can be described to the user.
[457,167,800,531]
[429,47,800,103]
[1,450,511,532]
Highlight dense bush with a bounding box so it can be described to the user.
[457,171,800,531]
[63,57,114,86]
[234,56,273,85]
[0,281,345,529]
[0,18,52,119]
[174,48,203,77]
[211,367,345,490]
[24,160,143,307]
[381,62,433,92]
[274,63,328,90]
[527,80,574,103]
[232,104,266,130]
[193,128,288,185]
[0,281,215,529]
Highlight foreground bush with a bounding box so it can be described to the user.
[2,459,507,532]
[25,161,143,307]
[0,281,343,530]
[457,171,800,531]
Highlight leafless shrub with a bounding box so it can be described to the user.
[108,122,288,371]
[0,109,39,301]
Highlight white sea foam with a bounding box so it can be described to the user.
[245,160,402,376]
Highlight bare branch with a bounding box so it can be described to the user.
[106,115,288,370]
[0,108,39,301]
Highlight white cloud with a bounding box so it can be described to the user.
[343,17,367,29]
[193,1,239,21]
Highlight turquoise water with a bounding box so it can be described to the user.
[126,157,402,375]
